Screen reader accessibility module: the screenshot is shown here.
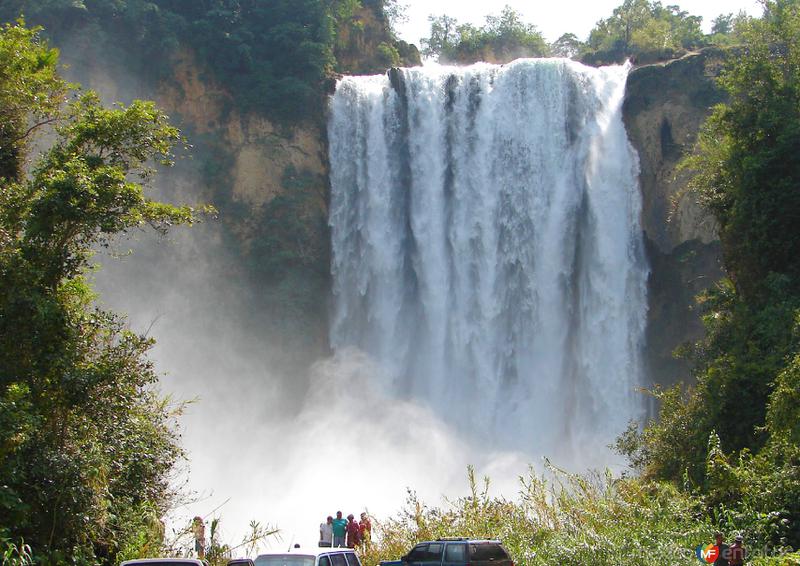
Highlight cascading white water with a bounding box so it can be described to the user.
[328,59,648,461]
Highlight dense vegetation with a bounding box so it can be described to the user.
[0,22,210,564]
[582,0,705,63]
[361,467,800,566]
[0,0,403,121]
[422,0,750,65]
[362,468,753,566]
[421,7,548,63]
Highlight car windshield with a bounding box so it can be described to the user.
[255,556,315,566]
[123,563,196,566]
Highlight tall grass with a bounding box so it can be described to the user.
[361,465,722,566]
[1,537,33,566]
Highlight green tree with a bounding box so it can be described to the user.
[550,32,584,59]
[420,14,459,59]
[0,0,384,121]
[421,6,549,64]
[711,13,735,35]
[0,20,64,180]
[587,0,653,55]
[0,22,211,563]
[585,0,704,63]
[707,11,752,46]
[767,352,800,444]
[479,5,549,59]
[380,0,409,29]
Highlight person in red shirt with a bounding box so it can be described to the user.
[345,514,360,548]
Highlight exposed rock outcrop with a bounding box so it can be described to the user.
[624,49,728,388]
[335,4,421,73]
[625,49,726,253]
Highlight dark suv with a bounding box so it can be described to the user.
[381,538,513,566]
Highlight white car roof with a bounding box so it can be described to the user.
[257,547,357,558]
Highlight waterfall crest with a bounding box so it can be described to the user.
[328,59,648,458]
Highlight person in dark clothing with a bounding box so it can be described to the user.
[714,532,730,566]
[729,534,745,566]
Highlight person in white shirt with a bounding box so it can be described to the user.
[319,515,333,547]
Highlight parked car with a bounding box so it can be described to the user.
[121,559,209,566]
[255,545,362,566]
[228,560,256,566]
[380,538,514,566]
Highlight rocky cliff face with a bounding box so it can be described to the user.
[624,49,728,388]
[56,47,332,378]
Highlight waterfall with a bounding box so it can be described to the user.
[328,59,648,460]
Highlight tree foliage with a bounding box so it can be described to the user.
[183,0,342,119]
[421,6,549,64]
[584,0,704,63]
[706,12,753,46]
[420,1,728,66]
[550,33,584,59]
[0,0,370,121]
[0,20,64,180]
[0,21,210,563]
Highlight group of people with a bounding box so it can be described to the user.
[319,511,371,549]
[713,532,746,566]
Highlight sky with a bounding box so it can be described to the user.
[394,0,764,46]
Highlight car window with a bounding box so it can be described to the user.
[445,544,466,562]
[344,553,361,566]
[427,544,443,561]
[319,557,331,566]
[330,554,348,566]
[469,545,509,561]
[407,545,428,561]
[408,543,443,562]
